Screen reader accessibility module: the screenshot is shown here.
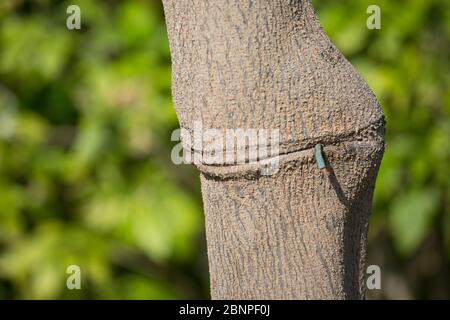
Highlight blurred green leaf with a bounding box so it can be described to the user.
[389,189,439,256]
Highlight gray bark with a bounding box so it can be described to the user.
[162,0,385,299]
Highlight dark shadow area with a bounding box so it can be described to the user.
[323,154,373,299]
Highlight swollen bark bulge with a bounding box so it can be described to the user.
[163,0,385,299]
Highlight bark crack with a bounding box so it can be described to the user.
[195,116,385,180]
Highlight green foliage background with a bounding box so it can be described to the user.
[0,0,448,299]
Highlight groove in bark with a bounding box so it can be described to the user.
[162,0,385,299]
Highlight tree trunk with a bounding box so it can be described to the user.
[162,0,385,299]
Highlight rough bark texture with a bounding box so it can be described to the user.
[162,0,385,299]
